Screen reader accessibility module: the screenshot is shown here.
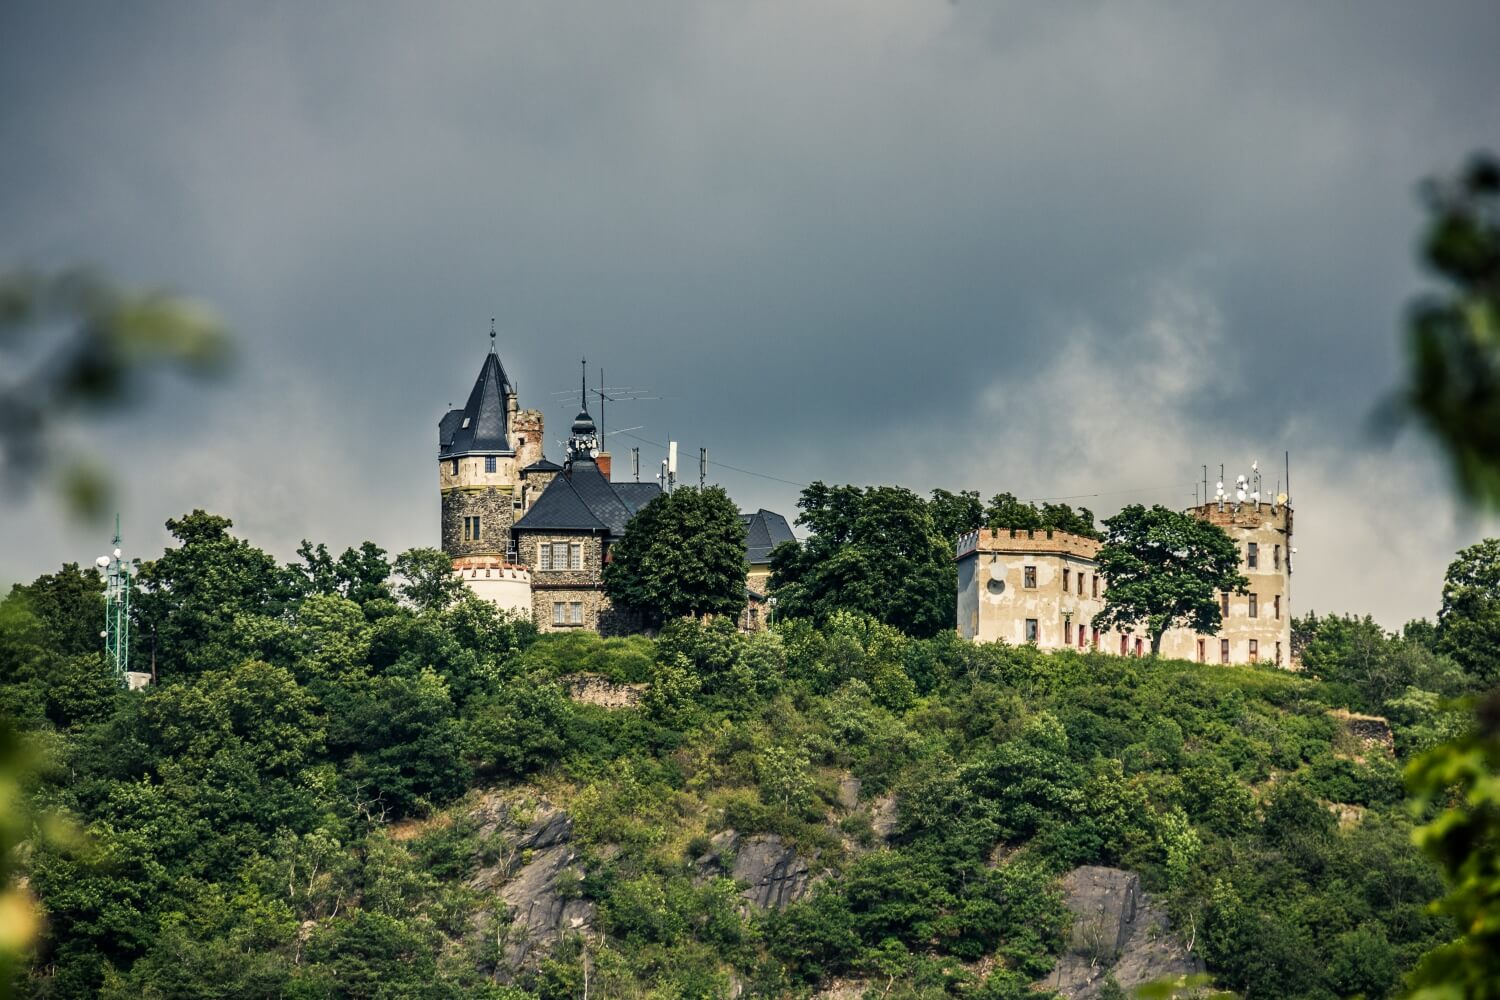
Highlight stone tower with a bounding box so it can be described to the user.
[438,331,544,560]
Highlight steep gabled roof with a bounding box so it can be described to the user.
[513,474,607,532]
[613,482,663,514]
[513,460,664,537]
[440,350,513,458]
[522,457,563,473]
[741,509,796,564]
[562,459,634,536]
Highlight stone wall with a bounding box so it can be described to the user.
[442,486,518,558]
[511,408,544,471]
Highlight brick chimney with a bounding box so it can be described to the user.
[596,452,612,480]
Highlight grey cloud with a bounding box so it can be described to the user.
[2,1,1497,626]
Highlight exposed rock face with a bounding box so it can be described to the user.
[837,776,861,811]
[1329,709,1395,759]
[696,830,812,909]
[1037,866,1205,999]
[562,673,646,709]
[732,834,811,909]
[869,794,899,841]
[469,801,596,975]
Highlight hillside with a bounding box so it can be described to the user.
[3,552,1468,1000]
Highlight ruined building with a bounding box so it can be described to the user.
[956,500,1293,667]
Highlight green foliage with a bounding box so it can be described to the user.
[603,485,748,626]
[1436,537,1500,684]
[984,492,1100,539]
[1402,689,1500,1000]
[1092,505,1247,653]
[0,513,1465,999]
[927,489,984,543]
[770,482,955,637]
[1399,153,1500,508]
[392,547,466,613]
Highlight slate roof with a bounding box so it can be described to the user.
[522,457,563,473]
[439,350,513,458]
[741,509,797,564]
[513,458,662,536]
[613,482,663,514]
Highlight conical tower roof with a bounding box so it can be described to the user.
[439,340,514,458]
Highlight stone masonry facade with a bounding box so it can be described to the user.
[441,486,519,559]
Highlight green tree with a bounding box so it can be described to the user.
[294,540,392,605]
[770,482,954,637]
[392,547,465,613]
[134,511,296,677]
[928,488,984,544]
[603,485,747,626]
[1396,154,1500,507]
[1436,538,1500,685]
[1091,504,1247,654]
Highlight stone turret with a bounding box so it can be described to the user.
[438,330,548,563]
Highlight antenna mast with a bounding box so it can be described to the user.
[98,514,132,688]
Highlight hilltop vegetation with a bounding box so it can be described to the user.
[2,512,1495,999]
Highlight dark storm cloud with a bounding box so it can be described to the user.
[2,1,1498,625]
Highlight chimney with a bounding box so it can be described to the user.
[596,452,612,480]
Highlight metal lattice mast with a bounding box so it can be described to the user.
[99,514,130,686]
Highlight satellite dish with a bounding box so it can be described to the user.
[1277,493,1288,505]
[1252,460,1259,472]
[95,555,111,568]
[113,548,122,558]
[1216,481,1224,491]
[1236,489,1246,502]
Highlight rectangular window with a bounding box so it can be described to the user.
[450,459,458,475]
[1024,566,1037,589]
[1221,638,1230,664]
[1024,618,1038,643]
[1249,593,1258,618]
[570,543,583,571]
[1275,641,1283,666]
[1065,620,1073,644]
[1063,568,1070,592]
[1274,594,1281,620]
[1078,627,1086,649]
[1092,575,1099,598]
[485,455,497,474]
[1221,592,1230,618]
[1274,545,1281,571]
[539,545,552,571]
[1121,634,1129,656]
[552,542,570,569]
[1077,573,1084,596]
[1134,637,1143,657]
[552,602,565,625]
[1248,542,1258,569]
[570,601,583,624]
[1091,627,1099,649]
[1197,638,1206,663]
[1249,639,1259,663]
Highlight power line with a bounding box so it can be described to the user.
[612,429,808,488]
[1023,483,1195,503]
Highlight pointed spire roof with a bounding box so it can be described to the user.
[439,329,514,458]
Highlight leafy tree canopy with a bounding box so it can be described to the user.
[769,482,954,637]
[984,492,1100,539]
[603,485,747,626]
[1091,504,1246,653]
[392,547,465,613]
[1436,537,1500,684]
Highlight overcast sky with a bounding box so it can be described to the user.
[3,1,1498,627]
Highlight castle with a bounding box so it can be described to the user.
[956,500,1293,666]
[441,335,1295,666]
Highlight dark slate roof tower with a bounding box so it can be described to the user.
[440,330,513,458]
[438,327,545,562]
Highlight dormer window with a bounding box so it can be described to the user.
[462,417,471,429]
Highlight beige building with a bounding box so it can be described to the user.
[957,501,1293,667]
